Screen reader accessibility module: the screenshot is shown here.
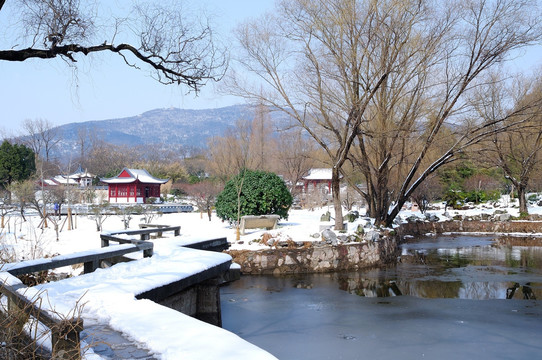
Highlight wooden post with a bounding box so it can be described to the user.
[67,207,73,231]
[7,295,29,334]
[42,208,48,228]
[51,319,83,360]
[83,260,99,274]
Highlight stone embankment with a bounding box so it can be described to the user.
[227,213,542,275]
[397,219,542,236]
[227,235,399,275]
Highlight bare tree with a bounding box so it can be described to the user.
[249,104,277,172]
[20,118,61,163]
[232,0,542,227]
[276,128,315,196]
[231,0,404,229]
[476,75,542,214]
[0,0,227,90]
[181,181,221,221]
[207,118,254,184]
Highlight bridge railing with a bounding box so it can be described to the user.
[0,274,84,359]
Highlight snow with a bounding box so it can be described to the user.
[101,168,168,184]
[1,196,541,359]
[302,168,333,180]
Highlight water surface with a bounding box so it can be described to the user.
[221,235,542,359]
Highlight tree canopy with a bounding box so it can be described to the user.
[0,140,36,190]
[231,0,542,227]
[215,169,293,223]
[0,0,227,90]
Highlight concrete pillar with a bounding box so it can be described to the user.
[196,279,222,327]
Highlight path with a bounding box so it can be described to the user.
[82,322,158,359]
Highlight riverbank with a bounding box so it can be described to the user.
[226,218,542,274]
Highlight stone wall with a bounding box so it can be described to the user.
[397,220,542,236]
[227,236,399,275]
[227,220,542,275]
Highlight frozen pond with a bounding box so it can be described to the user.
[221,235,542,359]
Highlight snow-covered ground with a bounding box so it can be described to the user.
[0,197,541,359]
[2,196,540,262]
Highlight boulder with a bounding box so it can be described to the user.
[320,211,331,222]
[321,228,337,243]
[364,230,380,242]
[406,215,421,223]
[494,213,511,222]
[424,213,440,222]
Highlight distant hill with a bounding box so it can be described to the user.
[48,104,292,159]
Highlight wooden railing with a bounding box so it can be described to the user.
[0,225,181,358]
[0,275,83,359]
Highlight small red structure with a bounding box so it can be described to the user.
[302,168,334,194]
[101,168,168,204]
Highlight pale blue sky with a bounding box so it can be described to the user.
[1,1,541,136]
[0,0,275,135]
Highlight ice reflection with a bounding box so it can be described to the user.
[337,235,542,300]
[221,235,542,360]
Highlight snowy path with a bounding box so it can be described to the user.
[1,236,277,359]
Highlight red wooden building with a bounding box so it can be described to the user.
[302,168,334,194]
[101,168,168,204]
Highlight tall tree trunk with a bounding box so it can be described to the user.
[331,168,344,230]
[518,185,528,215]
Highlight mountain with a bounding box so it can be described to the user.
[51,104,291,159]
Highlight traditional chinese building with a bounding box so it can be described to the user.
[101,168,168,204]
[302,168,335,194]
[39,165,95,188]
[68,165,95,187]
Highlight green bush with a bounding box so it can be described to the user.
[443,188,465,209]
[464,189,501,204]
[215,169,293,223]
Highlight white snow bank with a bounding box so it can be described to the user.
[1,241,277,359]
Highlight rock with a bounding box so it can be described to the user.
[364,230,380,242]
[356,224,365,235]
[424,213,439,222]
[320,211,331,222]
[494,209,507,215]
[311,233,321,238]
[346,234,358,242]
[406,215,420,223]
[452,214,463,221]
[442,211,451,219]
[321,229,337,243]
[346,211,359,222]
[480,213,491,220]
[495,213,511,221]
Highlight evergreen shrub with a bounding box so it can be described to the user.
[215,169,293,223]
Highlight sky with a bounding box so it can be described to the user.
[1,0,541,137]
[0,0,275,136]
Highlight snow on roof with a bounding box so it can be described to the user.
[42,179,58,186]
[68,171,94,179]
[101,168,168,184]
[52,175,78,185]
[69,165,93,178]
[0,242,276,360]
[302,168,333,180]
